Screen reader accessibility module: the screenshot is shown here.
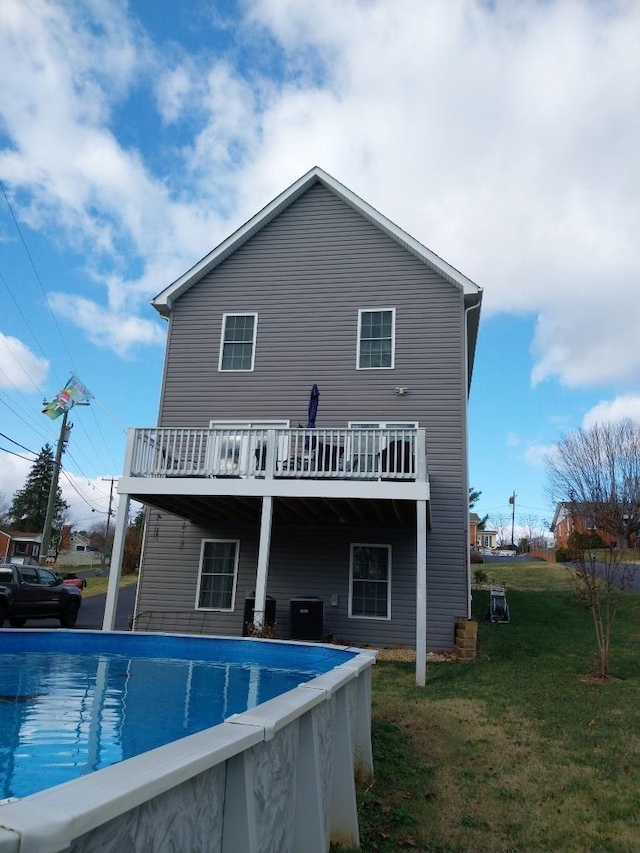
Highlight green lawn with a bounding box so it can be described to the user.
[56,564,138,597]
[345,562,640,852]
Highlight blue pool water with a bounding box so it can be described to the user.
[0,631,355,800]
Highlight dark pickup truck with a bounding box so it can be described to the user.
[0,563,82,628]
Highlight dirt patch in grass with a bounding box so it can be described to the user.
[374,648,454,663]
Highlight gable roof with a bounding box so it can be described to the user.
[0,529,42,541]
[152,166,483,371]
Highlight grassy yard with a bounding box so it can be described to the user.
[347,562,640,852]
[56,564,138,597]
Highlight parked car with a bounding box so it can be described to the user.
[0,563,82,628]
[60,572,88,590]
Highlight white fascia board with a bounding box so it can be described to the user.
[152,167,482,317]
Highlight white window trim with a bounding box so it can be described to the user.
[348,543,392,621]
[356,307,396,370]
[196,538,240,612]
[218,312,258,372]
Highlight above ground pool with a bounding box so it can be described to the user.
[0,631,375,853]
[0,630,357,801]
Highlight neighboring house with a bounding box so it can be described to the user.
[57,525,100,566]
[550,502,617,549]
[469,513,480,549]
[0,529,41,564]
[477,529,498,550]
[469,514,496,551]
[105,167,483,683]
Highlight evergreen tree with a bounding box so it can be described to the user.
[9,445,68,533]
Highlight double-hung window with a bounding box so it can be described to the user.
[349,544,391,619]
[219,313,257,371]
[357,308,395,369]
[196,540,239,611]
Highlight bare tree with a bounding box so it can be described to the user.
[518,513,548,552]
[547,419,640,548]
[490,513,508,548]
[0,493,11,527]
[546,418,640,678]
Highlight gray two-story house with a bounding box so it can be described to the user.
[104,167,482,685]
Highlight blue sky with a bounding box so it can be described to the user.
[1,0,639,539]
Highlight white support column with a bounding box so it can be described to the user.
[102,494,130,631]
[253,495,273,629]
[416,499,428,686]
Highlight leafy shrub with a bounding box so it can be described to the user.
[555,546,573,562]
[473,568,489,586]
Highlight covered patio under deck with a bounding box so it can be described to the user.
[104,426,431,684]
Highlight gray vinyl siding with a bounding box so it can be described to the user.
[142,182,469,650]
[137,513,450,649]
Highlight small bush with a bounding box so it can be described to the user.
[473,568,489,587]
[470,551,484,564]
[555,546,573,563]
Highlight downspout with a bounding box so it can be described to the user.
[463,299,482,618]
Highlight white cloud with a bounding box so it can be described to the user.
[0,452,30,508]
[46,294,166,357]
[582,395,640,429]
[507,432,519,448]
[0,0,639,386]
[0,334,49,391]
[522,444,554,469]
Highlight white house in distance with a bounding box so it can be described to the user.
[104,167,483,685]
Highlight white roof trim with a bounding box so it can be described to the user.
[152,167,482,317]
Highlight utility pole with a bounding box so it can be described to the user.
[40,409,71,565]
[100,477,117,573]
[509,490,517,548]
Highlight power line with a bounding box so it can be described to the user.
[0,180,78,377]
[0,395,56,446]
[0,445,36,462]
[1,183,125,479]
[59,468,107,512]
[0,432,37,455]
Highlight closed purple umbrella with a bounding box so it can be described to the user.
[306,384,320,429]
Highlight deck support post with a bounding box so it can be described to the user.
[102,493,130,631]
[253,495,273,630]
[416,498,428,686]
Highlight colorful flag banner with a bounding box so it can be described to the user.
[42,374,94,420]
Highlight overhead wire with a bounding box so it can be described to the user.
[0,180,78,376]
[0,446,37,462]
[59,468,108,512]
[0,269,58,387]
[0,432,37,455]
[0,182,123,476]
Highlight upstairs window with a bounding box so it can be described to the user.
[357,309,395,369]
[219,313,257,371]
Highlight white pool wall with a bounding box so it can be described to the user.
[0,644,376,853]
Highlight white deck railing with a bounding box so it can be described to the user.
[129,426,427,482]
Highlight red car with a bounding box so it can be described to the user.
[60,572,87,590]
